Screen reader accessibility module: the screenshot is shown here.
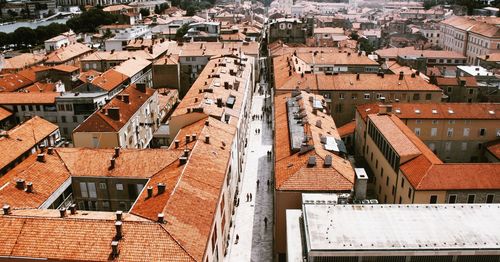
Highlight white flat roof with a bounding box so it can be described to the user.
[286,210,304,262]
[303,204,500,253]
[458,66,493,77]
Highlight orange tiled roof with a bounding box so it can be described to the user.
[486,140,500,160]
[24,82,57,93]
[0,215,194,261]
[375,46,465,59]
[274,92,354,192]
[90,69,129,91]
[2,53,46,71]
[0,116,58,172]
[45,43,92,64]
[0,106,12,121]
[441,16,500,38]
[74,84,155,133]
[0,73,34,92]
[273,54,442,92]
[435,76,478,87]
[0,92,58,104]
[357,102,499,121]
[17,66,51,82]
[52,64,79,73]
[337,120,355,137]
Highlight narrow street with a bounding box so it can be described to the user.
[225,69,274,262]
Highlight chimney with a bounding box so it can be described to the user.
[205,120,209,126]
[69,204,77,215]
[205,135,210,144]
[39,144,45,153]
[157,213,165,223]
[191,134,197,141]
[416,70,420,76]
[110,158,116,169]
[16,179,25,189]
[157,183,166,194]
[111,241,119,257]
[116,210,123,221]
[183,149,190,157]
[486,55,490,59]
[174,140,180,148]
[59,208,66,218]
[147,186,153,198]
[460,80,466,86]
[216,98,223,108]
[115,221,123,240]
[354,168,369,200]
[399,71,404,80]
[37,154,45,162]
[122,94,130,104]
[3,205,11,215]
[136,83,147,93]
[47,147,54,155]
[356,73,360,80]
[108,108,120,121]
[411,73,416,78]
[185,135,190,143]
[179,156,188,165]
[114,147,120,158]
[26,182,33,193]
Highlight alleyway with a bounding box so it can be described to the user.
[225,79,274,261]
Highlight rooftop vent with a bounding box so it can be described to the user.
[179,156,188,165]
[59,208,66,218]
[157,183,166,194]
[47,147,54,155]
[205,135,210,144]
[116,210,123,221]
[115,221,123,240]
[307,156,316,167]
[3,205,11,215]
[186,135,190,143]
[147,186,153,198]
[37,153,45,162]
[448,109,454,114]
[488,110,495,115]
[432,109,438,114]
[414,109,421,114]
[315,120,322,128]
[69,204,77,215]
[16,179,25,190]
[110,158,116,170]
[26,182,33,193]
[158,213,165,223]
[399,71,404,80]
[324,155,332,167]
[114,147,120,158]
[39,144,45,153]
[174,140,180,148]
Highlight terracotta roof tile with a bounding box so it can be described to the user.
[74,84,154,133]
[0,73,34,92]
[0,92,59,105]
[274,92,354,192]
[0,106,12,121]
[486,140,500,160]
[337,120,355,137]
[2,53,46,71]
[0,152,70,209]
[90,69,129,91]
[45,43,92,64]
[0,116,58,171]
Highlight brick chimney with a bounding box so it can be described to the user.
[136,83,147,93]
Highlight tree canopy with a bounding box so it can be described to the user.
[0,22,69,49]
[66,7,118,33]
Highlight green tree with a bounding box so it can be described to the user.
[66,7,118,33]
[350,32,359,41]
[359,38,374,54]
[13,27,37,46]
[175,23,189,41]
[154,4,160,14]
[140,8,150,17]
[186,5,196,16]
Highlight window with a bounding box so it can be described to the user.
[58,104,65,111]
[486,194,495,203]
[479,128,486,136]
[102,201,110,208]
[447,128,453,137]
[429,195,438,204]
[467,194,475,203]
[375,160,378,169]
[414,128,421,136]
[463,128,470,137]
[88,183,97,198]
[428,142,435,151]
[401,178,405,188]
[351,94,358,100]
[468,88,474,95]
[61,116,66,123]
[339,93,344,99]
[432,120,438,125]
[35,105,40,111]
[415,120,423,124]
[386,176,389,186]
[72,116,78,123]
[65,104,73,111]
[445,142,452,151]
[392,186,395,195]
[461,142,467,151]
[408,188,412,198]
[364,93,370,99]
[413,93,420,100]
[431,128,437,137]
[448,120,455,124]
[80,182,88,198]
[425,93,432,100]
[448,194,457,203]
[116,184,124,191]
[99,183,107,190]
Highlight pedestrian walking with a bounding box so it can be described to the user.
[235,234,239,244]
[246,193,249,202]
[257,179,260,188]
[264,217,268,228]
[267,179,270,188]
[250,193,253,201]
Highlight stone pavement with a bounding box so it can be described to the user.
[225,88,274,262]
